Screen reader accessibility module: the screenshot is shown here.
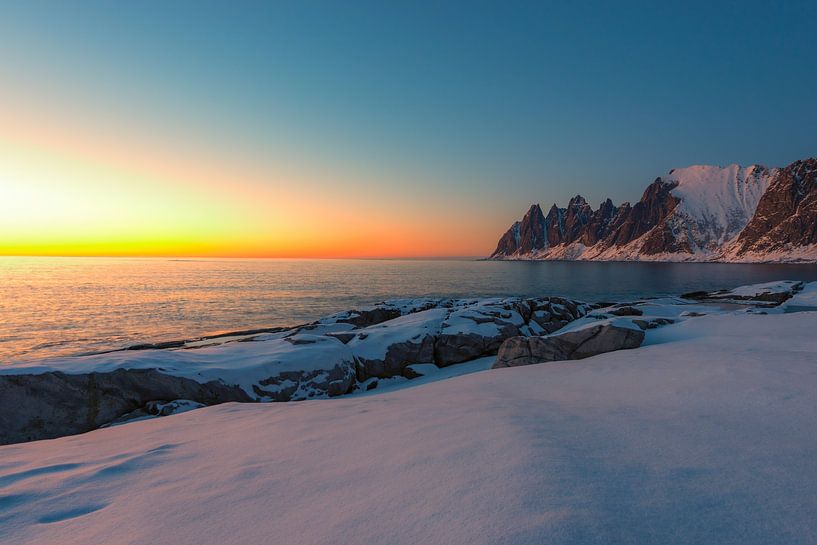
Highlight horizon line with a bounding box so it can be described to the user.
[0,253,486,261]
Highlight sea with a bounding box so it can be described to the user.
[2,256,817,364]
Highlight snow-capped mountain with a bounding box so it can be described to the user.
[490,157,817,262]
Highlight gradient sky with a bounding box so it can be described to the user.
[2,1,816,257]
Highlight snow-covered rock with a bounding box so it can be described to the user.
[2,310,817,544]
[3,283,810,444]
[347,308,447,379]
[0,295,589,442]
[681,280,804,305]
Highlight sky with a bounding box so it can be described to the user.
[1,1,816,258]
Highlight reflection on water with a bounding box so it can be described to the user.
[2,256,816,363]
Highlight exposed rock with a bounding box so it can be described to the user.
[434,304,525,366]
[580,198,618,246]
[680,291,709,300]
[609,306,643,316]
[545,204,565,247]
[632,318,675,330]
[492,221,521,256]
[1,295,590,443]
[680,281,803,306]
[490,204,547,257]
[253,363,355,401]
[338,307,403,328]
[402,363,439,379]
[493,324,645,369]
[348,309,446,380]
[0,369,251,445]
[325,332,356,344]
[728,159,817,257]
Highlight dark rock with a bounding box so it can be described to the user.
[126,340,187,350]
[632,318,675,330]
[354,335,436,380]
[339,308,402,328]
[632,319,650,330]
[681,281,802,306]
[491,204,548,257]
[493,324,645,369]
[609,306,643,316]
[681,291,709,300]
[731,159,817,256]
[325,332,356,344]
[434,327,514,366]
[0,369,251,445]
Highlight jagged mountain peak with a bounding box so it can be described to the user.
[568,195,588,207]
[523,203,545,219]
[490,157,817,263]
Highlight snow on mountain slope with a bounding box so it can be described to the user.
[2,310,817,545]
[662,164,773,251]
[489,160,817,262]
[584,164,773,261]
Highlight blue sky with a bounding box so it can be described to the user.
[2,1,816,256]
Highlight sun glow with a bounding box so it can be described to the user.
[0,114,483,258]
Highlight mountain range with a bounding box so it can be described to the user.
[490,157,817,262]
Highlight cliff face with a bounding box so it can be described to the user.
[490,158,817,262]
[723,159,817,259]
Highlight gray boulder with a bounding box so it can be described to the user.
[493,323,645,369]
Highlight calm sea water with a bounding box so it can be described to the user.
[2,256,817,363]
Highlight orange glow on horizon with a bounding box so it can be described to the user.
[0,92,499,259]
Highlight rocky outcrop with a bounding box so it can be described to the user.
[681,280,804,305]
[350,297,589,379]
[490,158,816,262]
[4,280,807,445]
[0,295,592,444]
[492,323,645,369]
[348,309,446,380]
[0,369,251,444]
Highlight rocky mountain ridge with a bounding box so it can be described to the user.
[490,157,817,262]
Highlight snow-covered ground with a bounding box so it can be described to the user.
[2,307,816,544]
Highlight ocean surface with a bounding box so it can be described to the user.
[3,256,817,363]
